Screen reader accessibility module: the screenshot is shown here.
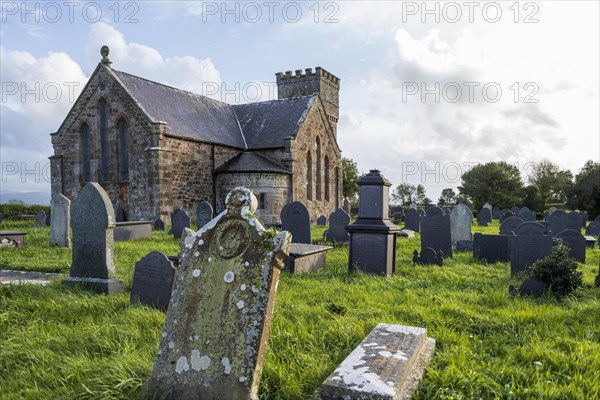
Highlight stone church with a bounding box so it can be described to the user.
[50,46,342,225]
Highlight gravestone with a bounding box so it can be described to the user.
[511,206,520,215]
[409,202,417,210]
[316,215,327,226]
[130,251,176,311]
[548,209,567,236]
[154,218,165,231]
[144,187,291,400]
[413,248,443,266]
[342,197,351,217]
[404,208,420,232]
[510,279,547,297]
[45,211,51,226]
[519,207,536,222]
[325,209,350,242]
[281,201,311,244]
[566,211,582,231]
[34,211,47,227]
[450,203,472,243]
[581,212,588,228]
[49,194,71,247]
[543,211,549,221]
[499,210,514,223]
[548,206,558,215]
[455,240,473,252]
[62,182,123,293]
[499,216,524,236]
[116,206,126,222]
[421,206,452,258]
[171,209,190,239]
[473,233,509,263]
[585,221,600,236]
[196,201,214,229]
[555,229,586,263]
[483,202,492,211]
[492,207,500,219]
[510,222,553,276]
[477,207,492,226]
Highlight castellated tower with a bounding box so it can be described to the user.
[276,67,340,135]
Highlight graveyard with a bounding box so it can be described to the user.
[1,213,599,399]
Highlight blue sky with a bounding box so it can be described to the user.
[1,1,599,204]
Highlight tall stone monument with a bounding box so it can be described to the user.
[49,194,71,247]
[144,187,291,400]
[62,182,123,293]
[347,170,400,277]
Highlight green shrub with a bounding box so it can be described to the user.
[0,204,50,219]
[526,241,583,296]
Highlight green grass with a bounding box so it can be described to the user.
[1,220,599,399]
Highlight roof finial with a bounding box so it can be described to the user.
[100,45,112,68]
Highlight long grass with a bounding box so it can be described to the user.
[0,220,598,399]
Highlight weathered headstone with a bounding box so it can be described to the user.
[492,206,500,219]
[130,251,176,311]
[171,209,190,239]
[196,201,213,229]
[586,221,600,236]
[581,212,588,228]
[450,203,472,243]
[62,182,123,293]
[509,222,553,276]
[413,248,443,266]
[499,210,514,223]
[49,194,71,247]
[566,211,582,231]
[549,209,567,236]
[325,209,350,242]
[499,216,524,236]
[519,207,536,222]
[548,206,558,215]
[511,206,520,215]
[477,207,492,226]
[144,187,291,400]
[473,233,509,263]
[316,215,327,226]
[421,206,452,258]
[34,211,47,227]
[483,202,492,211]
[510,278,547,297]
[555,229,586,263]
[342,197,351,217]
[404,208,420,232]
[154,218,165,231]
[281,201,311,244]
[45,211,51,226]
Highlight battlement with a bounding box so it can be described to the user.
[275,67,340,86]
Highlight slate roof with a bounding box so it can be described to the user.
[111,69,314,150]
[215,152,291,174]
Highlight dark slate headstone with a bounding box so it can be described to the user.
[499,210,514,223]
[548,209,567,236]
[586,221,600,236]
[317,215,327,226]
[421,206,452,257]
[555,229,586,263]
[581,212,588,228]
[455,240,473,252]
[477,207,492,226]
[62,182,123,293]
[196,201,214,229]
[499,216,524,236]
[518,278,547,297]
[281,201,311,244]
[509,222,553,276]
[404,208,420,232]
[511,206,520,215]
[154,218,165,231]
[539,221,550,229]
[519,207,536,222]
[171,209,190,239]
[325,209,350,242]
[413,248,443,266]
[45,211,51,226]
[34,211,47,227]
[473,233,509,263]
[543,211,549,221]
[116,206,126,222]
[566,211,582,231]
[130,251,176,311]
[547,206,558,215]
[492,207,500,219]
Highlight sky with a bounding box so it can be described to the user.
[1,0,599,204]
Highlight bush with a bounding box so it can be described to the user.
[526,241,583,296]
[0,204,50,219]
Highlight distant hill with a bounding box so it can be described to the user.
[0,191,51,206]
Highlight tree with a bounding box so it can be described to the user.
[391,183,428,205]
[522,185,544,212]
[423,197,433,206]
[342,157,360,201]
[527,159,573,205]
[458,161,524,210]
[438,188,457,206]
[568,160,600,218]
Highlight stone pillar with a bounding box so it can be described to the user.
[347,170,400,277]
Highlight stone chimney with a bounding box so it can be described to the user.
[275,67,340,135]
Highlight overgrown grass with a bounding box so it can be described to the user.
[1,220,599,399]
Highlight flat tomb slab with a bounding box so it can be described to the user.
[285,243,332,274]
[0,269,59,286]
[584,235,596,248]
[0,231,29,247]
[114,221,153,241]
[319,323,435,400]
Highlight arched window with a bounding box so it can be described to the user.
[81,123,91,182]
[98,98,109,181]
[324,155,330,201]
[117,118,129,181]
[307,151,313,200]
[316,137,321,201]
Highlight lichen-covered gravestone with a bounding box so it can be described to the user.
[145,187,291,400]
[50,194,70,247]
[62,182,123,293]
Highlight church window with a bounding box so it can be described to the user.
[316,137,321,200]
[117,118,129,181]
[99,98,109,181]
[307,151,313,200]
[324,155,330,201]
[81,123,91,182]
